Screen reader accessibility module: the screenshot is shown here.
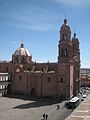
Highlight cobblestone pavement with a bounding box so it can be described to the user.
[0,96,69,120]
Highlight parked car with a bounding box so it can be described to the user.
[86,87,90,90]
[81,94,87,101]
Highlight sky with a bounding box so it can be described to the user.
[0,0,90,68]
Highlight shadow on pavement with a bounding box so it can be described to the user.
[14,100,56,109]
[7,94,64,109]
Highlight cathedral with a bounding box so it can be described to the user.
[0,19,80,99]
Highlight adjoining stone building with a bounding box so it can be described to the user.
[0,19,80,99]
[80,68,90,87]
[0,73,11,96]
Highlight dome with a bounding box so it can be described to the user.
[14,43,31,56]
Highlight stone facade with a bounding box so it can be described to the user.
[0,19,80,99]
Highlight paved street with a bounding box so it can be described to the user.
[0,96,72,120]
[65,94,90,120]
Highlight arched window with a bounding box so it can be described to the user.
[19,76,22,81]
[21,57,25,64]
[62,34,64,40]
[16,57,18,63]
[61,78,63,83]
[72,55,74,58]
[65,34,67,40]
[75,44,76,48]
[47,77,51,82]
[65,48,67,56]
[57,77,64,83]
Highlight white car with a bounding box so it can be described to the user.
[86,87,90,90]
[81,94,87,101]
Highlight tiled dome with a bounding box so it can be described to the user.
[14,43,31,56]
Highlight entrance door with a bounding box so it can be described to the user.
[30,88,36,96]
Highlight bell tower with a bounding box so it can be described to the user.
[72,33,80,61]
[58,19,72,63]
[57,18,80,98]
[72,33,80,95]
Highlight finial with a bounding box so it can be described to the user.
[64,12,67,24]
[20,41,24,48]
[74,33,76,37]
[64,19,67,24]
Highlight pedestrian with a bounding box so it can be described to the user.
[42,113,45,119]
[46,114,48,120]
[57,104,60,110]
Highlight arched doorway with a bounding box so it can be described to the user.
[30,88,36,96]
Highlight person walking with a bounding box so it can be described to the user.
[42,113,45,119]
[57,104,60,110]
[46,114,48,120]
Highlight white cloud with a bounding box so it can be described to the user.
[10,22,53,32]
[7,6,59,31]
[52,0,90,7]
[12,40,21,45]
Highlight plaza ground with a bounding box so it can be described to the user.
[0,95,71,120]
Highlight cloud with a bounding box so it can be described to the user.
[6,6,59,31]
[12,40,17,44]
[52,0,90,7]
[0,1,62,32]
[10,22,54,32]
[12,40,21,44]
